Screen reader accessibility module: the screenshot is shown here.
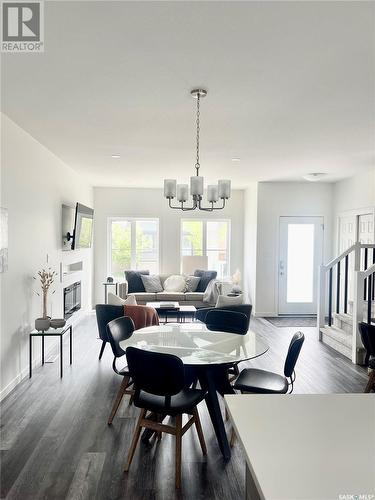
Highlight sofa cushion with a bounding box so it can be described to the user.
[156,292,186,301]
[141,275,163,293]
[163,275,186,292]
[107,293,137,306]
[194,270,218,292]
[216,294,243,308]
[185,275,201,292]
[131,292,157,302]
[185,292,205,301]
[125,270,149,293]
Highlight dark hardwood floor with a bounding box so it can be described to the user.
[0,313,367,500]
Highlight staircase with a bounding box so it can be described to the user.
[318,243,375,363]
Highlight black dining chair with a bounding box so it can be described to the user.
[195,304,252,329]
[205,309,249,382]
[205,309,249,335]
[95,304,124,360]
[124,347,207,489]
[234,331,305,394]
[106,316,135,425]
[359,322,375,392]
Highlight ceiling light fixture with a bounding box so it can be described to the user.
[231,157,241,162]
[163,89,231,211]
[303,173,327,182]
[111,154,121,159]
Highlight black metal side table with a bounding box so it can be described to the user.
[29,324,73,378]
[102,281,119,303]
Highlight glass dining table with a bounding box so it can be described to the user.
[119,322,269,460]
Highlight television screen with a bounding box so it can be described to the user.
[72,203,94,249]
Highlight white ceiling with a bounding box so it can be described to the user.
[2,1,374,188]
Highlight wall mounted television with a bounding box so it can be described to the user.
[72,203,94,249]
[65,203,94,250]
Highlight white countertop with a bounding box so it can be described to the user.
[225,394,375,500]
[119,322,268,366]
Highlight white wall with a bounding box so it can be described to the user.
[333,168,375,215]
[332,168,375,253]
[93,187,244,305]
[243,183,258,308]
[251,182,333,316]
[0,114,93,400]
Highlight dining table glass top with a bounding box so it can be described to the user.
[119,322,269,366]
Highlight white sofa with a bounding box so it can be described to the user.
[118,273,217,308]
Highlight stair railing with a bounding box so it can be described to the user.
[317,243,357,330]
[318,242,375,364]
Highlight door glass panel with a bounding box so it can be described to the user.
[287,224,314,303]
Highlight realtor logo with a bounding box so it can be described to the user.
[1,1,44,52]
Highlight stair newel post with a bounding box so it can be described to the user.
[336,260,340,314]
[367,274,372,325]
[317,265,326,338]
[353,270,365,364]
[363,247,368,300]
[344,254,349,314]
[328,267,333,327]
[354,241,361,272]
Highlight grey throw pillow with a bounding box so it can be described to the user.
[185,275,201,292]
[141,274,163,293]
[194,270,218,292]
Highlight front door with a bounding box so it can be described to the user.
[278,216,324,315]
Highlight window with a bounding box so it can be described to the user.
[108,218,159,279]
[181,219,230,279]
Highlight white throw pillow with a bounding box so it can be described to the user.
[184,275,201,292]
[107,293,137,306]
[163,275,187,292]
[141,274,163,293]
[215,294,243,308]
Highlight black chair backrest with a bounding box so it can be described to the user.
[205,309,249,335]
[126,347,185,396]
[95,304,124,341]
[359,322,375,363]
[106,316,135,358]
[196,304,252,328]
[284,331,305,378]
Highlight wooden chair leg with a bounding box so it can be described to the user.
[364,370,375,393]
[175,414,182,489]
[98,341,106,360]
[225,406,230,421]
[124,408,146,472]
[108,376,130,425]
[230,427,236,447]
[192,408,207,455]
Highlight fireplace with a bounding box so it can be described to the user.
[64,281,81,319]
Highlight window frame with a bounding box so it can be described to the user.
[180,218,231,278]
[107,217,160,278]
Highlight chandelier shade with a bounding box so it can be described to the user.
[163,88,231,212]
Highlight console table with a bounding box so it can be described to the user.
[29,324,73,378]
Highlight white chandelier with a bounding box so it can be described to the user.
[164,89,231,211]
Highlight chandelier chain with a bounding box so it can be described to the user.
[195,94,200,174]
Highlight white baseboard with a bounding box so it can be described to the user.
[0,340,58,402]
[0,311,90,402]
[253,312,278,318]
